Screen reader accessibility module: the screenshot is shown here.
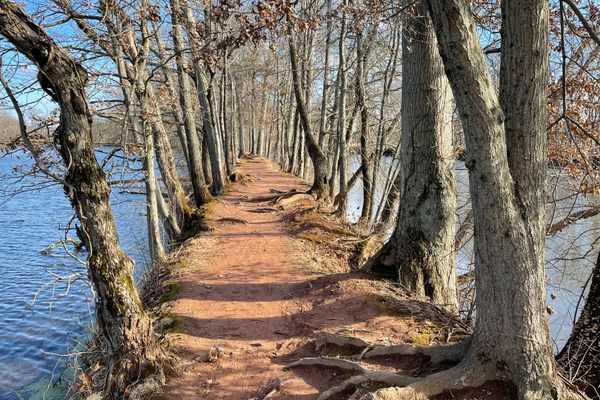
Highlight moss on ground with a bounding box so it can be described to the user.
[160,282,181,303]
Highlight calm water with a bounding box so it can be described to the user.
[0,150,148,399]
[347,155,598,352]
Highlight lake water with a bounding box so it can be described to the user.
[0,150,148,400]
[0,152,595,399]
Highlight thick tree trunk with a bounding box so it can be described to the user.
[0,2,166,398]
[368,1,457,312]
[426,0,562,398]
[558,252,600,396]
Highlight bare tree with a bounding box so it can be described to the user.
[366,1,457,313]
[0,2,168,398]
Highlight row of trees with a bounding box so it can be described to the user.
[0,0,598,398]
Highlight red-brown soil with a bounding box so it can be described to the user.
[159,158,512,400]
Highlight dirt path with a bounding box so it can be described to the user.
[162,158,325,399]
[159,158,513,400]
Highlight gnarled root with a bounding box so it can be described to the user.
[361,359,495,400]
[363,338,470,364]
[314,330,470,363]
[315,331,372,352]
[285,357,418,400]
[285,357,366,373]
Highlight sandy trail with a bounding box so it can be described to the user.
[162,158,324,399]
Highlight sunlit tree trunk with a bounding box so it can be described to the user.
[425,0,564,397]
[367,0,457,312]
[170,0,212,207]
[356,30,373,223]
[336,0,349,216]
[181,6,224,194]
[287,17,329,198]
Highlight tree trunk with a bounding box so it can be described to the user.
[222,52,232,175]
[0,2,167,397]
[170,0,212,207]
[232,77,245,157]
[367,1,457,313]
[287,17,329,198]
[317,0,332,149]
[557,252,600,397]
[142,121,164,261]
[425,0,563,397]
[356,30,373,223]
[336,0,349,217]
[151,21,191,173]
[195,67,225,194]
[180,6,224,195]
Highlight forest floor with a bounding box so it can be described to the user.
[157,157,513,400]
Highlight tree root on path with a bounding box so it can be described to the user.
[284,333,489,399]
[314,330,469,363]
[285,357,418,400]
[363,339,470,364]
[315,331,372,352]
[360,360,495,400]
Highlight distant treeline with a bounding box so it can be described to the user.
[0,112,18,144]
[0,113,127,147]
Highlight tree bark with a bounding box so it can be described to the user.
[232,77,245,157]
[336,0,349,216]
[426,0,562,397]
[0,2,166,397]
[368,1,457,313]
[287,17,329,198]
[317,0,332,149]
[356,30,373,223]
[170,0,212,207]
[222,52,232,175]
[557,252,600,396]
[181,6,224,195]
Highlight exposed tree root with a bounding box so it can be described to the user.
[361,359,495,400]
[285,357,366,373]
[285,357,418,400]
[361,237,397,277]
[363,339,470,364]
[285,335,531,400]
[314,330,469,363]
[315,331,372,352]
